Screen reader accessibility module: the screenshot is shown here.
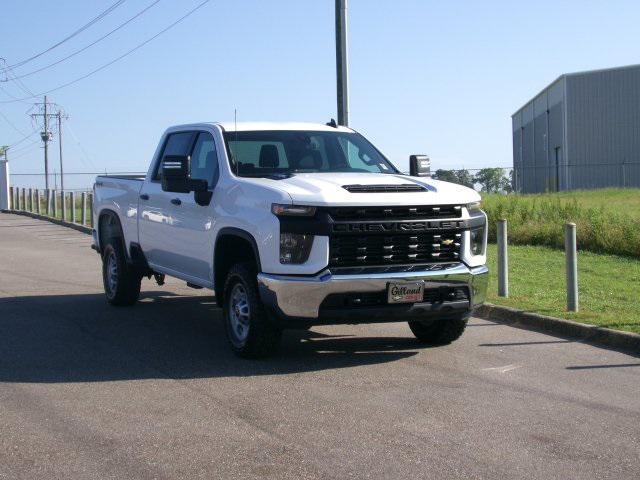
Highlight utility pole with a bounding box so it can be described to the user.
[335,0,349,126]
[57,109,67,192]
[31,96,62,190]
[43,96,50,189]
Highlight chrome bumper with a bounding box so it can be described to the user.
[257,263,489,320]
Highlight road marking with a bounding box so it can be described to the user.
[482,364,521,374]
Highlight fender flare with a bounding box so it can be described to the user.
[214,227,262,271]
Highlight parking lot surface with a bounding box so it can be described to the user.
[1,213,639,479]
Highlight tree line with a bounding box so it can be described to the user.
[432,168,513,193]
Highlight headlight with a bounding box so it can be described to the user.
[467,201,482,214]
[470,227,485,256]
[280,233,314,264]
[272,204,316,217]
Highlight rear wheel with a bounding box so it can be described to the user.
[102,242,141,306]
[223,263,281,358]
[408,314,469,345]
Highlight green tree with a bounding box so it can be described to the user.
[474,168,508,193]
[433,169,475,189]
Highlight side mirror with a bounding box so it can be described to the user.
[409,155,431,177]
[161,155,209,194]
[162,155,191,193]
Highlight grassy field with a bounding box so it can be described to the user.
[486,243,640,334]
[482,188,640,258]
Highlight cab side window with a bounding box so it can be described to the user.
[190,132,219,188]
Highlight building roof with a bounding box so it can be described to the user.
[512,63,640,117]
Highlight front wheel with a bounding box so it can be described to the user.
[223,263,282,358]
[408,314,469,345]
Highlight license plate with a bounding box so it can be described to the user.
[387,281,424,304]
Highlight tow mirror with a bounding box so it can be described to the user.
[161,155,208,193]
[409,155,431,177]
[162,155,191,193]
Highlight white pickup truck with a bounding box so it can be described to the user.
[93,122,488,357]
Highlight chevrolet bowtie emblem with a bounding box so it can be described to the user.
[442,239,454,246]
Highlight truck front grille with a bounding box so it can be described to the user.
[327,205,462,221]
[329,231,461,268]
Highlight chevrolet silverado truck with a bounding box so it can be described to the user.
[92,122,488,357]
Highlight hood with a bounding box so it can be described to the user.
[248,173,480,207]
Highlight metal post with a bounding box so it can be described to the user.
[35,189,41,214]
[81,192,87,226]
[565,223,578,312]
[497,219,508,297]
[52,190,57,218]
[8,186,13,210]
[29,188,33,212]
[61,190,66,221]
[70,191,76,223]
[335,0,349,126]
[0,155,9,211]
[21,188,26,211]
[46,189,51,216]
[89,193,94,227]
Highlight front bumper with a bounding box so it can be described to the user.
[257,263,488,325]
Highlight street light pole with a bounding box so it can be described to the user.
[335,0,349,126]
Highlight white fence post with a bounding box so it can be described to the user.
[70,191,76,223]
[81,192,87,225]
[0,158,9,211]
[52,190,57,218]
[61,191,66,221]
[35,189,41,214]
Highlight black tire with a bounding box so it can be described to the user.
[222,262,282,358]
[102,242,141,306]
[408,314,469,345]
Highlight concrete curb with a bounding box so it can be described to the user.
[475,303,640,354]
[4,210,91,235]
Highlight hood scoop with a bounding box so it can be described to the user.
[342,184,426,193]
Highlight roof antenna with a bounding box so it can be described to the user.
[326,118,338,128]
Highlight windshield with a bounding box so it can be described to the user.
[223,130,399,177]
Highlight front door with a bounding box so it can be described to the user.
[138,130,219,285]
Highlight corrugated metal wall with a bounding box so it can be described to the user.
[566,66,640,189]
[512,65,640,192]
[512,78,565,193]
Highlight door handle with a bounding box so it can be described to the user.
[140,194,149,200]
[171,198,182,206]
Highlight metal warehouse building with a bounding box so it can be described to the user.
[512,64,640,193]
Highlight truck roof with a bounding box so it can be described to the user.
[170,121,354,133]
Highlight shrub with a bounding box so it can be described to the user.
[482,191,640,258]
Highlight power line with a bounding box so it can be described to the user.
[0,0,211,104]
[2,1,128,71]
[8,0,162,81]
[0,110,27,136]
[5,129,39,149]
[0,82,31,104]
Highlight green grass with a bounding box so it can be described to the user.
[486,243,640,334]
[482,188,640,258]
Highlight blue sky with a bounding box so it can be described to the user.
[1,0,639,189]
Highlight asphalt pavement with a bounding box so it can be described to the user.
[1,213,639,480]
